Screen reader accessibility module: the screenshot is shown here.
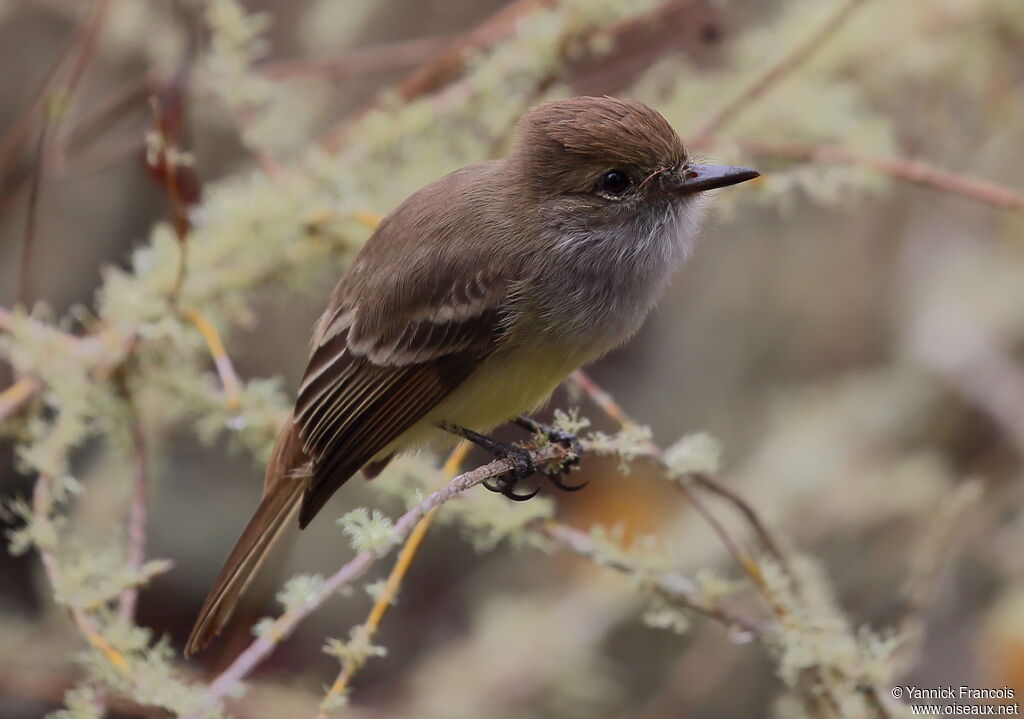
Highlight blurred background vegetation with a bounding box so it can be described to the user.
[2,0,1024,717]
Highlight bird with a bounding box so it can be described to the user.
[185,95,758,656]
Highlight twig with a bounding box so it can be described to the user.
[32,475,132,677]
[57,134,146,181]
[0,0,107,184]
[320,0,555,151]
[571,370,794,587]
[691,0,873,139]
[118,394,149,621]
[0,0,110,206]
[185,442,572,719]
[257,35,448,82]
[670,476,784,614]
[691,137,1024,214]
[571,378,856,712]
[62,73,158,159]
[0,375,42,424]
[688,471,794,585]
[148,96,193,303]
[538,520,764,635]
[17,117,50,307]
[569,369,635,428]
[316,442,471,716]
[181,308,242,413]
[894,481,983,670]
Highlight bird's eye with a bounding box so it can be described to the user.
[598,170,631,195]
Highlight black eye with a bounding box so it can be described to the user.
[599,169,630,195]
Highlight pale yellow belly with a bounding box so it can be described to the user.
[376,342,591,457]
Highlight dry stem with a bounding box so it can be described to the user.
[0,375,42,424]
[691,0,873,139]
[692,137,1024,214]
[32,475,132,677]
[538,520,764,634]
[181,308,243,414]
[315,442,470,715]
[118,396,149,621]
[185,442,572,719]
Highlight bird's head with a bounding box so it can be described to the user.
[510,96,758,225]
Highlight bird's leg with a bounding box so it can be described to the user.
[438,422,539,501]
[513,416,586,492]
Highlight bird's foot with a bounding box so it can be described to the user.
[438,422,539,501]
[513,416,587,492]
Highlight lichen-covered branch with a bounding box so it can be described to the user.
[186,442,573,719]
[693,137,1024,213]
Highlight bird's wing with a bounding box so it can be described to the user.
[292,267,514,528]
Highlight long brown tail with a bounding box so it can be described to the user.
[185,423,306,657]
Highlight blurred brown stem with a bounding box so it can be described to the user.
[321,0,555,151]
[257,35,448,82]
[0,0,110,222]
[17,118,49,307]
[0,0,109,181]
[691,0,873,140]
[181,308,243,414]
[118,392,149,621]
[692,137,1024,213]
[0,376,42,424]
[570,370,795,598]
[539,520,765,634]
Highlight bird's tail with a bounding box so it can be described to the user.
[185,423,306,657]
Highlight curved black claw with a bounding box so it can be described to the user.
[544,471,589,492]
[493,443,540,501]
[501,483,540,501]
[483,471,539,501]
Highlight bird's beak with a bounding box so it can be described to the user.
[674,164,760,195]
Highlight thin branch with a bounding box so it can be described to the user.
[316,442,471,716]
[893,480,983,674]
[538,520,764,635]
[691,0,873,139]
[688,471,795,586]
[118,394,149,621]
[185,442,572,719]
[0,375,42,424]
[569,369,635,428]
[0,2,91,182]
[692,137,1024,214]
[0,304,138,379]
[148,96,193,304]
[181,308,242,413]
[571,370,794,588]
[32,475,133,678]
[62,73,158,159]
[0,0,110,196]
[320,0,555,151]
[670,475,784,615]
[570,375,857,711]
[256,35,448,82]
[17,117,50,307]
[57,134,145,181]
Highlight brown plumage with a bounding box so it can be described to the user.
[186,96,758,656]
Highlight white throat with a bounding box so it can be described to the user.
[529,197,707,353]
